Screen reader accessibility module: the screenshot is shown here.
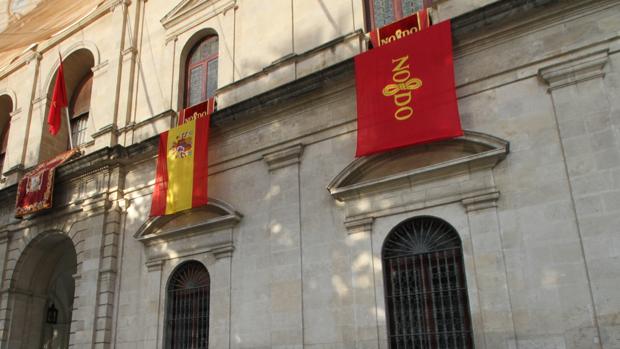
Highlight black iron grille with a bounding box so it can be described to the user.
[383,217,474,348]
[166,261,210,349]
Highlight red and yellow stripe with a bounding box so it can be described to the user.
[150,116,209,216]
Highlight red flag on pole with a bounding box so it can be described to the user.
[47,54,68,136]
[355,20,462,157]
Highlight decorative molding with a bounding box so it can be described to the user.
[538,49,609,91]
[136,212,241,246]
[344,217,374,235]
[328,131,508,224]
[9,108,22,118]
[328,131,509,202]
[145,259,164,272]
[91,60,110,76]
[262,144,304,171]
[212,243,234,259]
[91,124,118,138]
[135,199,242,264]
[161,0,236,39]
[3,164,24,177]
[0,231,9,244]
[461,190,500,212]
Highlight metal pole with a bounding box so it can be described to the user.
[64,107,74,149]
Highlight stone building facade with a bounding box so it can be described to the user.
[0,0,618,348]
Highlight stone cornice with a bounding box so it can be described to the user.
[161,0,236,39]
[0,0,125,79]
[262,144,304,171]
[538,49,609,90]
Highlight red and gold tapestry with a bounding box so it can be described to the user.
[150,116,210,216]
[178,98,215,126]
[15,149,78,217]
[355,20,462,157]
[369,8,431,48]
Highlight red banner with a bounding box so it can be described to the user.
[355,20,462,157]
[369,9,431,48]
[15,149,78,217]
[178,98,215,126]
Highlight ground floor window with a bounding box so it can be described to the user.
[165,261,210,349]
[382,216,474,348]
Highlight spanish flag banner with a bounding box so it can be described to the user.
[355,20,462,157]
[150,116,209,216]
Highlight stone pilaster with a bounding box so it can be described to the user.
[262,144,304,348]
[539,49,614,348]
[344,217,380,348]
[462,194,516,349]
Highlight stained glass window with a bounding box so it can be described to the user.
[368,0,426,29]
[382,216,474,348]
[186,36,218,108]
[165,261,210,349]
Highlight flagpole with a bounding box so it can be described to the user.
[64,107,74,149]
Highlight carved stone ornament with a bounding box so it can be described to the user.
[135,198,242,263]
[328,131,509,228]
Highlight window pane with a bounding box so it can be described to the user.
[373,0,395,28]
[401,0,424,17]
[188,65,205,107]
[189,47,202,65]
[202,38,218,58]
[71,113,89,147]
[206,58,218,99]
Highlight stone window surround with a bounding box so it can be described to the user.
[134,198,242,348]
[327,130,516,348]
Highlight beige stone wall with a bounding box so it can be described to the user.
[0,0,619,349]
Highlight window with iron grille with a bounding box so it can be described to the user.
[165,261,210,349]
[382,216,474,349]
[367,0,429,29]
[186,36,218,108]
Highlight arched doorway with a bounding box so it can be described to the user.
[8,232,77,349]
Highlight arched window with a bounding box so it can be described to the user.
[185,36,218,108]
[165,261,210,349]
[382,216,473,348]
[0,95,12,175]
[69,72,92,147]
[367,0,429,29]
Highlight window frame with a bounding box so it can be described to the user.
[184,36,219,108]
[382,216,474,349]
[68,71,93,148]
[0,122,9,174]
[164,260,211,349]
[366,0,431,30]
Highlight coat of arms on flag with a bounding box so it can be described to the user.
[150,116,210,216]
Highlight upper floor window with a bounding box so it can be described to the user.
[367,0,428,29]
[382,216,474,348]
[0,123,9,175]
[185,36,218,108]
[165,260,210,349]
[69,72,92,148]
[0,95,12,175]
